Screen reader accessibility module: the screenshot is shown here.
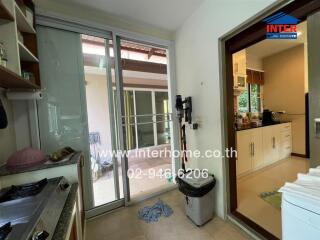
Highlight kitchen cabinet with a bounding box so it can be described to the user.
[236,129,253,175]
[0,0,41,89]
[233,50,247,75]
[252,128,264,168]
[279,123,292,159]
[236,123,292,177]
[262,125,281,164]
[237,128,264,175]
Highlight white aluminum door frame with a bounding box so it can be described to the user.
[113,35,131,205]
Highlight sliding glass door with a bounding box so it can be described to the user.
[37,24,175,216]
[81,35,124,208]
[116,37,174,198]
[37,26,129,215]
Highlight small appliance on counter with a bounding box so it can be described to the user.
[262,109,275,125]
[0,177,70,240]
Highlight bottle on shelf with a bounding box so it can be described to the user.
[0,42,8,68]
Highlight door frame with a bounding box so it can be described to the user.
[219,0,320,239]
[36,10,179,218]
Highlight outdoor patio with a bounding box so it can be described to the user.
[92,144,173,206]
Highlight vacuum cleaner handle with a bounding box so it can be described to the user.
[0,98,8,129]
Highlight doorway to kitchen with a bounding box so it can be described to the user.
[233,21,310,238]
[220,1,320,239]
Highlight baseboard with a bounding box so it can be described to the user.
[291,153,307,158]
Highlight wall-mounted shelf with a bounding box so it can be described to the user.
[0,1,14,24]
[0,65,40,89]
[14,3,35,34]
[18,41,38,62]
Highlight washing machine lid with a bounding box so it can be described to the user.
[280,181,320,215]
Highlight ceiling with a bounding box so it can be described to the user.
[68,0,204,31]
[246,21,307,59]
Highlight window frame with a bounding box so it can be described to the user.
[238,83,262,113]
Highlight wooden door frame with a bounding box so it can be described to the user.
[219,0,320,239]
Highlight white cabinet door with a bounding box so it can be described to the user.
[252,128,264,169]
[262,126,279,164]
[237,130,253,175]
[272,125,281,163]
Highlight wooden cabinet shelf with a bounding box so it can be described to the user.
[0,65,40,89]
[15,3,35,33]
[18,41,38,62]
[0,1,14,24]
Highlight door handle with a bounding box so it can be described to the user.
[315,118,320,138]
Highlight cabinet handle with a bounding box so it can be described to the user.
[253,143,255,156]
[250,143,253,156]
[272,137,275,149]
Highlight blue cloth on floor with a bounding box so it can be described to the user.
[138,199,173,223]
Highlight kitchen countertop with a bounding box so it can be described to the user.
[52,183,79,240]
[0,152,82,177]
[236,122,291,131]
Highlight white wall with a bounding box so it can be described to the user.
[175,0,276,218]
[263,45,306,155]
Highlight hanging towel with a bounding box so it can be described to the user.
[138,199,173,223]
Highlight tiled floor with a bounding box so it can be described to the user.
[86,190,251,240]
[237,156,309,239]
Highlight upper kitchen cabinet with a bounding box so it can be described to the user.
[233,50,246,75]
[0,0,40,89]
[233,50,264,93]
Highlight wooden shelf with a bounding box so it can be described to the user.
[0,65,40,89]
[15,3,35,34]
[0,1,14,24]
[18,41,38,62]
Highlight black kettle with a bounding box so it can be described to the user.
[0,98,8,129]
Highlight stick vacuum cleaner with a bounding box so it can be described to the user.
[175,95,216,226]
[175,95,193,171]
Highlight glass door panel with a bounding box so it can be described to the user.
[155,92,171,145]
[135,91,154,148]
[118,38,174,198]
[81,35,122,207]
[124,90,136,150]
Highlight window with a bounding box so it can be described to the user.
[238,84,262,113]
[250,84,262,113]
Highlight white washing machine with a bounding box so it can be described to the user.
[280,172,320,240]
